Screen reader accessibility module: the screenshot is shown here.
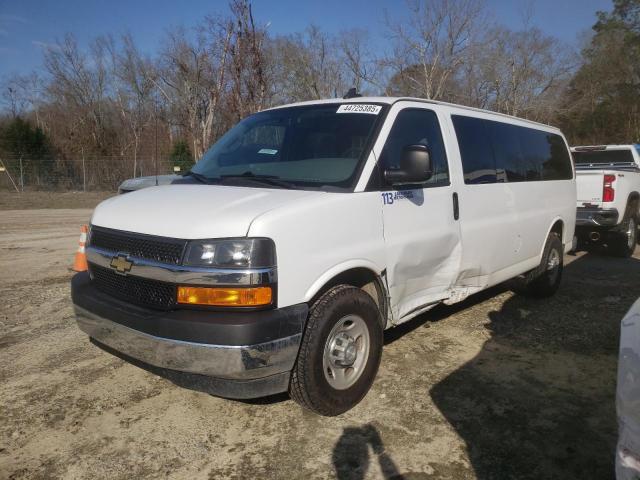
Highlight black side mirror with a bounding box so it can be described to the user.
[384,144,433,185]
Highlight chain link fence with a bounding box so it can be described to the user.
[0,154,185,192]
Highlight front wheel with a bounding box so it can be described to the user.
[289,285,383,416]
[517,232,564,298]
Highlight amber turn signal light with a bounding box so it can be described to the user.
[177,286,272,306]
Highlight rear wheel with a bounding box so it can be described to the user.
[610,216,637,258]
[517,232,563,298]
[289,285,383,416]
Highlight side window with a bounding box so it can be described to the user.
[488,122,526,182]
[517,128,573,181]
[381,108,449,186]
[453,115,572,184]
[452,115,497,184]
[542,133,573,180]
[517,128,544,181]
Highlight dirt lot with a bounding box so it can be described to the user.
[0,191,114,210]
[1,205,639,480]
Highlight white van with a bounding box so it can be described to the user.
[72,97,576,416]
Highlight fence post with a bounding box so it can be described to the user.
[81,148,86,192]
[19,155,24,192]
[154,101,159,186]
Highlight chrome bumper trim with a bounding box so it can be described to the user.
[86,246,276,285]
[74,305,300,379]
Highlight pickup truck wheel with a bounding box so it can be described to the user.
[518,233,563,298]
[289,284,383,416]
[610,216,637,258]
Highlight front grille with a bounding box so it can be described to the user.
[89,227,187,265]
[89,263,176,310]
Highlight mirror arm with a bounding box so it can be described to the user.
[384,169,433,185]
[384,170,410,184]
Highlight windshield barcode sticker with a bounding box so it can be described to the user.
[337,104,382,115]
[258,148,278,155]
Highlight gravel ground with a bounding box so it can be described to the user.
[0,191,114,210]
[1,207,638,479]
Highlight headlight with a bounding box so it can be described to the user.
[183,238,276,268]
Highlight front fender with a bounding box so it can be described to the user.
[303,259,386,303]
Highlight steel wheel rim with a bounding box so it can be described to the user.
[628,219,636,250]
[547,248,561,271]
[546,247,561,282]
[322,314,370,390]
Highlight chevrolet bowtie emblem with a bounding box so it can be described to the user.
[110,254,133,274]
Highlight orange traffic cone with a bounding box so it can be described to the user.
[73,225,89,272]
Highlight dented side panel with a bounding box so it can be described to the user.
[374,102,463,322]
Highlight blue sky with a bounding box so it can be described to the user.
[0,0,613,78]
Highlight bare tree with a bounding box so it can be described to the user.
[487,26,576,120]
[1,75,30,118]
[227,0,268,119]
[337,29,383,94]
[43,34,111,154]
[157,21,232,159]
[2,0,618,191]
[107,33,157,176]
[271,26,347,102]
[384,0,486,100]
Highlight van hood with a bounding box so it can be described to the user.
[91,184,324,239]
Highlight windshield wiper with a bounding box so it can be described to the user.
[183,171,220,184]
[219,172,296,189]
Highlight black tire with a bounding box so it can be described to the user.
[289,284,383,416]
[517,232,564,298]
[609,216,637,258]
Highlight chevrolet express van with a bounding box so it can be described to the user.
[72,97,576,416]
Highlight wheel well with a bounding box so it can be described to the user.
[550,219,564,240]
[310,268,387,327]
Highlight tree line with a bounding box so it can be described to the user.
[0,0,638,190]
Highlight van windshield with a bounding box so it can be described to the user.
[190,104,385,190]
[572,149,635,165]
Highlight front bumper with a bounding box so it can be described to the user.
[576,207,619,227]
[71,272,308,398]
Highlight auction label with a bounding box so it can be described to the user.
[337,104,382,115]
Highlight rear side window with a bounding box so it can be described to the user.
[517,128,575,181]
[453,114,572,184]
[381,108,449,186]
[451,115,497,184]
[542,133,573,180]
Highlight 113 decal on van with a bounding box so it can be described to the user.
[381,191,415,205]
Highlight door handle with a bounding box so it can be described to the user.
[453,192,459,220]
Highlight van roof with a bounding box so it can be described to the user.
[265,96,558,131]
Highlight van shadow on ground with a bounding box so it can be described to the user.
[430,252,640,479]
[333,252,640,479]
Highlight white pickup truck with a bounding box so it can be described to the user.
[572,145,640,257]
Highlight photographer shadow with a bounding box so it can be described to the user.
[333,423,428,480]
